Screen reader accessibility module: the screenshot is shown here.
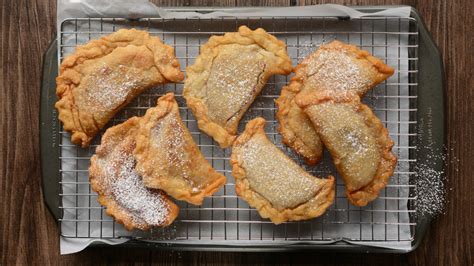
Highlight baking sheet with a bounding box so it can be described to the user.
[56,0,415,254]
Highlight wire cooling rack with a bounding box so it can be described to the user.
[57,16,419,247]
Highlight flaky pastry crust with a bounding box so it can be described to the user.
[184,25,292,148]
[296,93,397,206]
[276,40,394,165]
[231,117,335,224]
[134,93,226,205]
[56,29,184,147]
[89,117,179,230]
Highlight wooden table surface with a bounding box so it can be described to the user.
[1,0,472,265]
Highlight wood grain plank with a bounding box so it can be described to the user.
[1,0,472,265]
[407,0,474,264]
[1,0,58,265]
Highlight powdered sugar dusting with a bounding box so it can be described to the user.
[204,44,266,126]
[308,103,380,190]
[345,130,370,156]
[101,149,170,227]
[151,112,188,175]
[85,64,140,111]
[305,50,372,95]
[148,111,206,191]
[239,133,324,210]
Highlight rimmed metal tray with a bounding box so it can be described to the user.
[41,6,444,252]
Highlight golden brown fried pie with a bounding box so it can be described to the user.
[89,117,179,231]
[296,93,397,206]
[134,93,227,205]
[276,40,394,165]
[184,25,292,148]
[56,29,184,147]
[231,117,335,224]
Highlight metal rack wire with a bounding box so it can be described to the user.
[58,15,419,246]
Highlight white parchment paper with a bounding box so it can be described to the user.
[57,0,413,254]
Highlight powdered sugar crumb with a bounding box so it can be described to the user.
[414,155,446,217]
[345,130,370,156]
[414,112,447,217]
